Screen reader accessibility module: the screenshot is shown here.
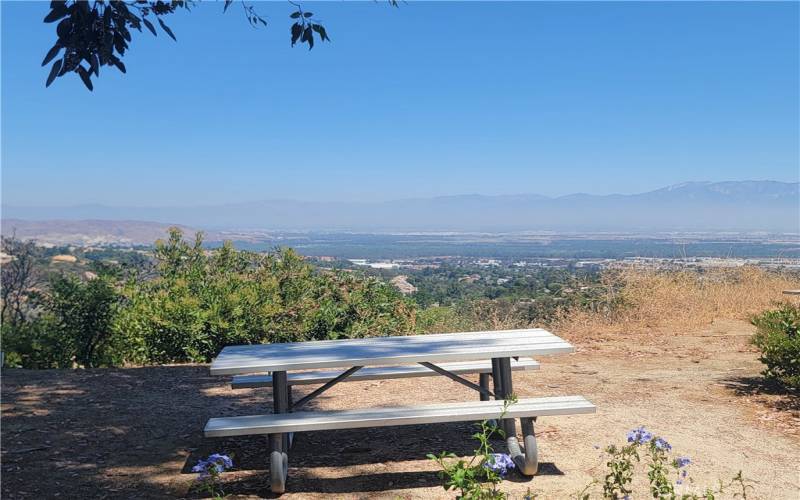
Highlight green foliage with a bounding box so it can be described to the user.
[428,397,516,500]
[1,316,69,369]
[1,273,121,368]
[751,303,800,388]
[41,0,403,90]
[415,305,474,334]
[577,428,753,500]
[116,229,415,364]
[47,273,122,367]
[601,443,640,498]
[2,229,415,368]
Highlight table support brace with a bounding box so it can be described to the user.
[419,362,495,399]
[291,366,364,411]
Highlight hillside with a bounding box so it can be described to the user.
[0,219,214,246]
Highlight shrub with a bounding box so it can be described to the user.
[1,316,70,369]
[751,303,800,389]
[47,273,123,367]
[2,229,416,368]
[115,229,416,364]
[1,273,121,369]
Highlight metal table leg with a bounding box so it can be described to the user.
[479,373,491,401]
[493,357,517,438]
[492,356,538,476]
[270,371,289,493]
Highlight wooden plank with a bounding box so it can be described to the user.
[782,289,800,295]
[211,328,572,375]
[204,396,595,437]
[231,358,541,388]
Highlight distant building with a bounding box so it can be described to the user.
[369,262,400,269]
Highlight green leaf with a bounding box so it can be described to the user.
[111,58,126,74]
[41,43,62,66]
[77,66,93,91]
[90,53,100,76]
[142,18,157,36]
[158,18,177,41]
[46,59,62,87]
[303,12,313,18]
[223,0,233,13]
[290,11,302,19]
[56,17,71,39]
[290,22,303,46]
[312,24,329,42]
[43,2,68,23]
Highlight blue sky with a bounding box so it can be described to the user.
[2,1,798,207]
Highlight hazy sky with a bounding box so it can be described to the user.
[2,1,798,207]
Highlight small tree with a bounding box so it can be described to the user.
[1,235,43,329]
[47,274,121,367]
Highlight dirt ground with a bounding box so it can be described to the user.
[2,319,798,499]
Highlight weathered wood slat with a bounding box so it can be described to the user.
[204,396,595,437]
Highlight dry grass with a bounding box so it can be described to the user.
[554,266,800,338]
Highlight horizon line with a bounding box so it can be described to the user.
[2,179,797,209]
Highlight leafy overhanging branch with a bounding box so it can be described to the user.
[43,0,398,91]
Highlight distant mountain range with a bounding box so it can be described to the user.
[2,181,798,236]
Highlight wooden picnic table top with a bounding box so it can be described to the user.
[210,328,574,375]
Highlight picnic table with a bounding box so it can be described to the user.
[205,328,595,493]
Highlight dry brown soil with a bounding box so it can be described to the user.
[2,319,798,499]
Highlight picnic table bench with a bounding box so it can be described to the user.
[205,328,596,493]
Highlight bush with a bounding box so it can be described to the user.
[1,273,121,368]
[115,229,416,364]
[47,273,122,367]
[751,303,800,389]
[1,316,71,369]
[2,229,416,368]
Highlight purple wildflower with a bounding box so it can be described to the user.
[626,426,653,445]
[192,453,233,481]
[191,459,209,473]
[484,453,515,477]
[676,457,691,468]
[654,437,672,451]
[208,453,234,469]
[677,479,683,485]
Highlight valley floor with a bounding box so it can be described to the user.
[2,319,798,499]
